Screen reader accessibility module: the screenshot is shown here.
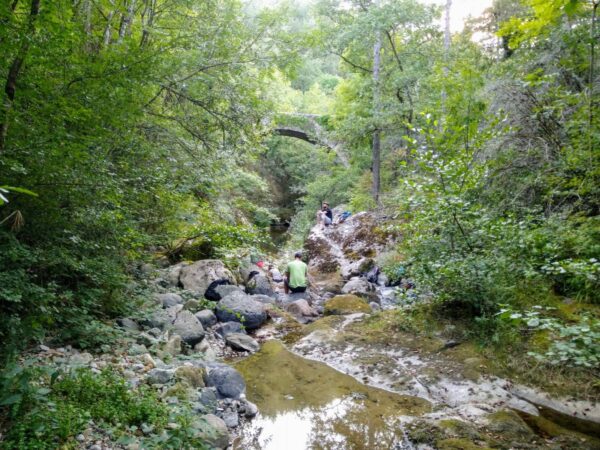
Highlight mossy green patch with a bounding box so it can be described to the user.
[164,381,195,401]
[174,366,205,388]
[324,294,371,315]
[518,411,600,447]
[485,410,536,441]
[436,438,492,450]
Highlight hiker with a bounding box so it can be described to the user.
[268,263,283,283]
[317,202,333,230]
[284,251,308,294]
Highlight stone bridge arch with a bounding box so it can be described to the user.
[271,113,349,167]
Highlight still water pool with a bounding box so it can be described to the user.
[233,340,430,450]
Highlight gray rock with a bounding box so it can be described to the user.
[172,310,205,346]
[146,368,174,384]
[198,387,218,412]
[146,304,182,329]
[285,299,318,320]
[164,262,189,287]
[183,299,202,312]
[69,352,93,366]
[214,321,246,337]
[225,333,260,353]
[221,410,239,428]
[342,277,377,301]
[129,343,148,356]
[377,272,389,287]
[243,400,258,418]
[369,302,381,312]
[239,263,261,284]
[154,293,184,308]
[251,294,276,305]
[205,365,246,398]
[164,334,181,356]
[193,414,230,449]
[280,291,309,304]
[136,332,158,347]
[116,318,140,331]
[179,260,235,294]
[195,309,217,328]
[147,327,162,338]
[215,292,267,330]
[245,274,274,297]
[215,284,244,299]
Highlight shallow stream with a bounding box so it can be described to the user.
[233,340,429,450]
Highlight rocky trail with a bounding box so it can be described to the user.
[27,212,600,449]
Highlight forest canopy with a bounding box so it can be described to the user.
[1,0,598,367]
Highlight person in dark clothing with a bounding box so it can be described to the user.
[322,202,333,222]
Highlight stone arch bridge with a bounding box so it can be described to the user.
[272,113,349,168]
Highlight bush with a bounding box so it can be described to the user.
[0,230,133,359]
[0,365,169,449]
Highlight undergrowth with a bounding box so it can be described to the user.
[0,364,208,450]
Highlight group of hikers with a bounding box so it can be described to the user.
[258,201,352,295]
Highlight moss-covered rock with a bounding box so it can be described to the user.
[164,381,195,401]
[324,294,371,315]
[485,410,536,442]
[175,366,206,388]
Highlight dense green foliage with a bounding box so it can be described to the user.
[1,1,599,445]
[0,0,299,358]
[285,0,599,367]
[0,363,205,449]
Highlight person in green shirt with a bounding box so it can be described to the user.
[284,252,308,294]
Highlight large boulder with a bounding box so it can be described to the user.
[225,333,260,353]
[215,292,267,330]
[180,260,235,295]
[146,304,182,329]
[195,309,217,328]
[239,263,262,284]
[146,368,175,385]
[193,414,230,449]
[324,294,371,315]
[165,262,189,287]
[214,321,246,338]
[116,318,139,331]
[172,310,205,346]
[204,365,246,398]
[245,274,275,297]
[215,284,244,300]
[204,279,232,301]
[154,293,184,308]
[341,277,378,302]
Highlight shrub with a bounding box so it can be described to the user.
[0,365,169,449]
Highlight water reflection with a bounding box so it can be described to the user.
[234,341,430,450]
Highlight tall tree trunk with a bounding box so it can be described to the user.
[589,0,599,161]
[442,0,451,115]
[0,0,40,154]
[140,0,155,48]
[372,30,382,204]
[117,0,136,44]
[81,0,92,52]
[103,10,115,47]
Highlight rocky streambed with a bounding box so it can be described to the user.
[27,212,599,449]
